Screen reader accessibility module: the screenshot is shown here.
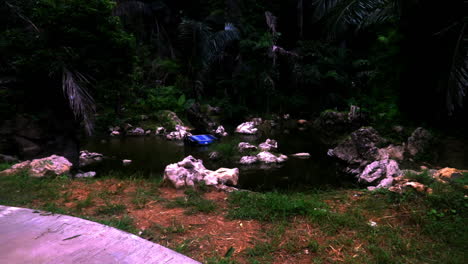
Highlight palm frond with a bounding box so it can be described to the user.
[62,67,96,135]
[265,11,277,34]
[447,22,468,115]
[313,0,392,37]
[312,0,342,21]
[113,0,151,17]
[358,0,398,30]
[206,23,240,64]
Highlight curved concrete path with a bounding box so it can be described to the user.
[0,206,200,264]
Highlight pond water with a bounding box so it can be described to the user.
[83,130,342,191]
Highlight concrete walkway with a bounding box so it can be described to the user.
[0,205,201,264]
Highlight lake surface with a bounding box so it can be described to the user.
[83,130,342,191]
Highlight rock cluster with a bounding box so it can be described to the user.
[259,139,278,152]
[214,126,228,137]
[163,156,239,190]
[166,125,192,140]
[238,139,289,165]
[328,126,433,190]
[79,150,103,167]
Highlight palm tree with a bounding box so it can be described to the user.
[177,19,240,98]
[312,0,467,116]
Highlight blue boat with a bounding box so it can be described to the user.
[186,134,218,145]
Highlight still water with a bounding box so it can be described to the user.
[83,130,341,191]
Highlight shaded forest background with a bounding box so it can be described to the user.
[0,0,467,150]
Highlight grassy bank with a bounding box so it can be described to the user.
[0,168,466,263]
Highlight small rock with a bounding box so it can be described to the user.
[155,127,166,135]
[145,130,152,135]
[258,139,278,152]
[209,152,221,160]
[75,171,96,178]
[166,125,192,140]
[235,122,258,135]
[127,127,145,136]
[359,159,401,185]
[238,142,257,152]
[392,125,404,134]
[291,153,310,158]
[79,150,104,167]
[214,125,228,137]
[122,159,132,165]
[110,131,120,136]
[297,119,308,125]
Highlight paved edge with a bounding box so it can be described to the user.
[0,205,201,264]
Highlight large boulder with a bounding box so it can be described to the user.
[328,127,384,165]
[258,139,278,152]
[0,155,72,178]
[358,159,401,186]
[407,127,432,156]
[79,150,103,167]
[163,156,239,189]
[235,122,258,135]
[313,106,367,137]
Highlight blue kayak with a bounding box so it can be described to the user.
[186,134,218,145]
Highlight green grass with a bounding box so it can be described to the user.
[165,189,217,214]
[227,191,327,221]
[75,194,95,211]
[0,162,12,171]
[95,215,137,234]
[95,203,126,215]
[0,171,67,206]
[131,187,161,209]
[210,139,241,158]
[404,169,433,185]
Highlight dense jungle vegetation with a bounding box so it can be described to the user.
[1,0,467,139]
[1,1,467,263]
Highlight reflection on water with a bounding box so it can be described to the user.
[83,130,341,191]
